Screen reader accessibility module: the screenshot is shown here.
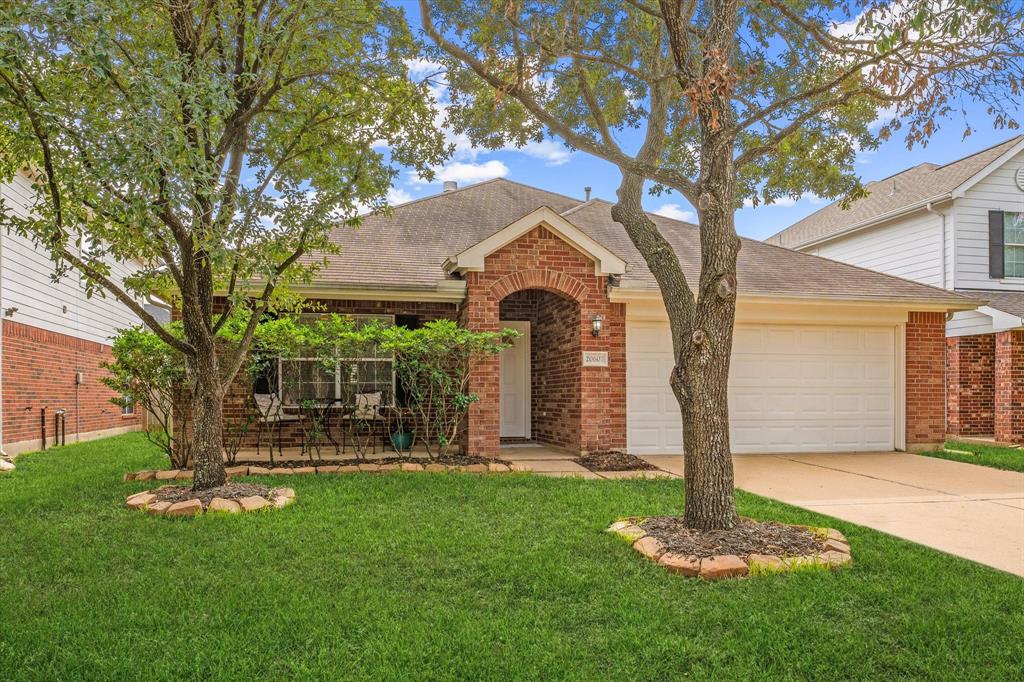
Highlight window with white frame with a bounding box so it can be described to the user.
[121,397,135,416]
[1006,213,1024,278]
[278,314,395,405]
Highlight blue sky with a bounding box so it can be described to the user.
[384,3,1019,242]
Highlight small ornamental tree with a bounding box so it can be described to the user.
[0,0,448,490]
[103,327,193,470]
[420,0,1024,529]
[377,321,517,459]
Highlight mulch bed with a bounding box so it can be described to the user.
[231,455,510,468]
[151,483,275,508]
[638,516,825,559]
[575,450,659,472]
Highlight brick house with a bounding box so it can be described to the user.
[768,136,1024,444]
[227,178,975,457]
[1,172,152,456]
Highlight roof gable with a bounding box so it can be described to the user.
[766,136,1024,249]
[444,206,627,276]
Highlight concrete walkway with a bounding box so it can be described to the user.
[498,446,677,480]
[641,452,1024,577]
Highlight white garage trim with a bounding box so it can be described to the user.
[625,313,907,455]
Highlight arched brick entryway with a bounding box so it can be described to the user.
[460,225,626,458]
[498,288,582,450]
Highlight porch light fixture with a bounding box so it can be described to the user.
[591,314,604,337]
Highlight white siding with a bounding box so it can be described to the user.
[807,211,945,288]
[954,148,1024,291]
[1,174,142,345]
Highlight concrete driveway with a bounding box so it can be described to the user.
[642,452,1024,576]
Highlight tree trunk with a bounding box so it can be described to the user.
[672,203,739,530]
[187,340,227,490]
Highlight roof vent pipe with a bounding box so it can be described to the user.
[584,186,592,201]
[443,181,458,192]
[889,179,897,196]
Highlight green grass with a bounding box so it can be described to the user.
[1,434,1022,681]
[923,440,1024,472]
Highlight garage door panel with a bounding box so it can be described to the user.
[627,320,896,454]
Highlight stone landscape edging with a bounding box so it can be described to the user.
[607,519,852,579]
[125,486,296,516]
[124,461,517,481]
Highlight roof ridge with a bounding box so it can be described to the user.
[355,177,586,220]
[489,176,585,203]
[931,134,1024,172]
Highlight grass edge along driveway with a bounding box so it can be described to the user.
[924,439,1024,472]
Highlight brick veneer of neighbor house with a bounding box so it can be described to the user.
[463,225,626,458]
[500,289,582,450]
[994,330,1024,444]
[219,299,459,451]
[2,319,142,454]
[905,311,946,448]
[946,334,996,437]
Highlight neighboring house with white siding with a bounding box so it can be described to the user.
[1,171,149,456]
[767,136,1024,444]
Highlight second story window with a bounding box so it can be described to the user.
[1006,213,1024,278]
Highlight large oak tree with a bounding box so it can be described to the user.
[0,0,447,489]
[420,0,1024,528]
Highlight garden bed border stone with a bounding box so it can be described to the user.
[606,518,852,580]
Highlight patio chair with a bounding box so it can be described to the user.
[340,392,386,458]
[253,392,300,463]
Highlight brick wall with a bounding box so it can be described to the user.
[500,289,582,450]
[994,330,1024,444]
[905,312,946,447]
[946,334,995,436]
[463,225,626,457]
[2,319,141,452]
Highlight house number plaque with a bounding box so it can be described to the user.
[582,351,609,367]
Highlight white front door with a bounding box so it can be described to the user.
[500,320,531,438]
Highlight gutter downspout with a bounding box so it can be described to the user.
[926,201,950,441]
[0,221,6,458]
[925,202,949,289]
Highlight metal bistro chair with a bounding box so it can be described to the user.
[340,392,387,458]
[253,392,301,463]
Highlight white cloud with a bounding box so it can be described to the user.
[412,160,510,187]
[519,139,573,166]
[405,58,445,80]
[654,204,696,222]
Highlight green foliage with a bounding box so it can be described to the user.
[375,320,518,457]
[101,326,192,468]
[0,0,447,307]
[424,0,1024,208]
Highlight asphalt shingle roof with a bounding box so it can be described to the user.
[956,289,1024,320]
[765,136,1024,249]
[307,178,973,306]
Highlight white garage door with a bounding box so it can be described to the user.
[626,320,896,454]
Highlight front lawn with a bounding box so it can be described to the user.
[1,434,1021,680]
[924,440,1024,473]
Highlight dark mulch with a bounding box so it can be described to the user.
[638,516,826,558]
[151,483,276,508]
[231,454,510,468]
[575,450,659,472]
